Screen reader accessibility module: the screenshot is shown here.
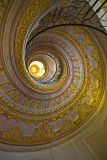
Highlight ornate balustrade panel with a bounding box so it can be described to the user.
[27,0,107,46]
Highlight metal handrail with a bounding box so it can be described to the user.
[27,0,107,47]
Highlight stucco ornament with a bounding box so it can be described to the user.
[0,0,105,146]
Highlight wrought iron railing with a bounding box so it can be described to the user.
[27,0,107,46]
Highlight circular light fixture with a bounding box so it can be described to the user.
[30,65,38,75]
[29,61,45,78]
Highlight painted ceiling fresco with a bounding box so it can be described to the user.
[0,0,106,147]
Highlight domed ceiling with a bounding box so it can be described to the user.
[0,0,106,147]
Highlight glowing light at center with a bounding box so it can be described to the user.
[29,61,45,78]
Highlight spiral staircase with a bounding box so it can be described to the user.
[0,0,107,160]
